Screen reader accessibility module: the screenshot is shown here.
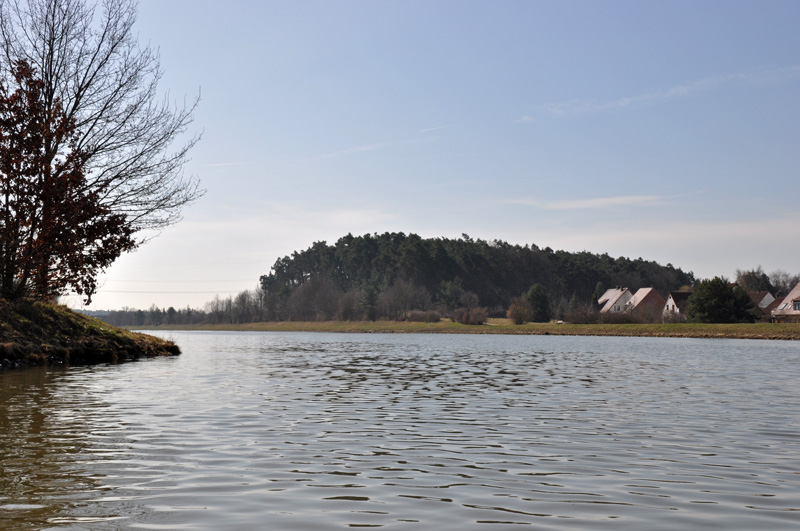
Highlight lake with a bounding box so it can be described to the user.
[1,332,798,529]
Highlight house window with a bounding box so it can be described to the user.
[794,301,800,311]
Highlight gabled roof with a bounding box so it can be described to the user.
[748,291,775,310]
[598,288,622,305]
[773,282,800,316]
[764,297,783,315]
[772,283,800,314]
[598,288,630,313]
[749,291,770,303]
[627,288,666,313]
[665,291,691,312]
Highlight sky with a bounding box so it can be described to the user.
[63,0,800,311]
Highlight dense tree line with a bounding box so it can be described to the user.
[253,233,694,321]
[98,233,697,325]
[97,237,800,327]
[98,290,267,327]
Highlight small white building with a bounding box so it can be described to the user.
[663,291,692,317]
[598,288,632,313]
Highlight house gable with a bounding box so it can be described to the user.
[627,288,666,317]
[749,291,776,310]
[772,282,800,323]
[598,288,631,313]
[663,291,691,315]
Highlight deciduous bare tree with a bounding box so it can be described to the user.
[769,269,800,298]
[0,61,137,302]
[0,0,202,234]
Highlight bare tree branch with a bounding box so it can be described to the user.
[0,0,202,233]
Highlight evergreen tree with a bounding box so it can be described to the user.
[686,277,756,323]
[525,284,551,322]
[360,283,378,321]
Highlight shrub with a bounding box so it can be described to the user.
[378,279,432,320]
[632,304,666,324]
[405,310,442,322]
[336,290,363,321]
[598,311,644,324]
[563,305,599,324]
[506,300,532,325]
[452,306,488,325]
[662,311,686,324]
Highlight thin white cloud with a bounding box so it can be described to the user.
[546,195,662,210]
[419,124,456,133]
[313,137,435,160]
[544,79,720,115]
[510,194,662,210]
[541,64,800,116]
[313,142,394,160]
[205,162,248,167]
[516,115,535,123]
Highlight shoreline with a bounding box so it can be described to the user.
[132,319,800,341]
[1,299,180,371]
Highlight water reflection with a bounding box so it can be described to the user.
[1,333,799,530]
[0,367,116,529]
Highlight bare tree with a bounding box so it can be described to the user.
[232,289,254,323]
[734,266,774,293]
[0,0,202,234]
[378,278,431,320]
[770,269,800,297]
[0,60,137,301]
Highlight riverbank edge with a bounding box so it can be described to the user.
[131,319,800,341]
[1,299,180,371]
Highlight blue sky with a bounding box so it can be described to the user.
[67,0,800,310]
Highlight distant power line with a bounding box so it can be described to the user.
[103,279,257,283]
[96,290,244,294]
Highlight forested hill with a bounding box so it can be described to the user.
[259,233,694,319]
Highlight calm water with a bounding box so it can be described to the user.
[1,332,798,530]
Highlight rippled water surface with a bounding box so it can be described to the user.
[1,332,799,529]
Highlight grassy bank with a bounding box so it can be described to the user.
[137,318,800,341]
[1,299,180,371]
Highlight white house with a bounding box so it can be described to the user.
[598,287,632,313]
[663,291,691,317]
